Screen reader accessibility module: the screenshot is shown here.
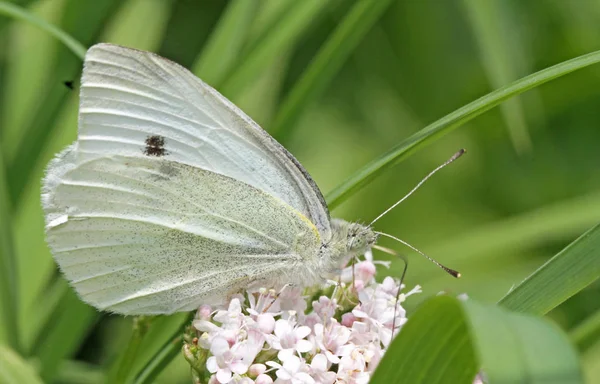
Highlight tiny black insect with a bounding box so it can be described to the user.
[63,81,74,90]
[144,135,168,157]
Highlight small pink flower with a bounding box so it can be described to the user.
[267,356,314,384]
[186,250,422,384]
[341,312,356,328]
[340,260,376,289]
[349,321,373,345]
[337,347,370,384]
[213,299,245,330]
[197,304,212,320]
[277,286,308,315]
[255,313,276,334]
[206,330,264,383]
[309,354,336,384]
[255,374,274,384]
[313,322,351,363]
[249,363,266,377]
[312,296,337,321]
[269,319,312,361]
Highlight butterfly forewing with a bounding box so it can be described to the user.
[78,44,330,239]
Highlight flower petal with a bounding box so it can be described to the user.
[206,356,218,373]
[277,348,295,362]
[311,353,328,372]
[210,337,230,356]
[294,326,311,339]
[296,339,312,353]
[216,368,232,384]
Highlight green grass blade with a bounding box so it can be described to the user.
[32,288,97,382]
[462,0,532,153]
[244,0,295,49]
[270,0,395,140]
[372,296,583,384]
[499,223,600,315]
[0,146,20,353]
[23,277,70,352]
[6,0,123,213]
[325,49,600,209]
[570,309,600,353]
[0,345,43,384]
[220,0,332,97]
[191,0,259,85]
[0,1,86,59]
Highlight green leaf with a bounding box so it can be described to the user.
[370,296,478,384]
[0,145,20,353]
[191,0,260,85]
[499,223,600,315]
[463,300,583,384]
[0,345,43,384]
[270,0,395,140]
[220,0,332,97]
[372,296,583,384]
[325,49,600,209]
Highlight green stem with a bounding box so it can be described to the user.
[0,1,86,60]
[133,312,194,384]
[112,316,152,384]
[325,49,600,209]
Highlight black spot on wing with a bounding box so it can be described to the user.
[144,135,168,157]
[63,80,74,90]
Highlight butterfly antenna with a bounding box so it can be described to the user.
[393,253,408,333]
[375,231,460,278]
[369,149,466,227]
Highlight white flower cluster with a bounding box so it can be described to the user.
[184,252,421,384]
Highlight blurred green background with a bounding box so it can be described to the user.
[1,0,599,382]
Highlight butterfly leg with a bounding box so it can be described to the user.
[262,283,294,313]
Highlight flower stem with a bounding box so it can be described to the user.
[111,316,152,384]
[133,312,194,384]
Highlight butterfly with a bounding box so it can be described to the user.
[42,43,379,315]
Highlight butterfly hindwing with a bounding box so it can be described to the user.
[43,147,321,314]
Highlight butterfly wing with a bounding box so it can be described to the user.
[78,43,331,240]
[43,148,321,314]
[42,43,331,314]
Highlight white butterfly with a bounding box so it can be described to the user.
[42,43,377,315]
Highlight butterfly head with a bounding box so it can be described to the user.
[346,222,377,255]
